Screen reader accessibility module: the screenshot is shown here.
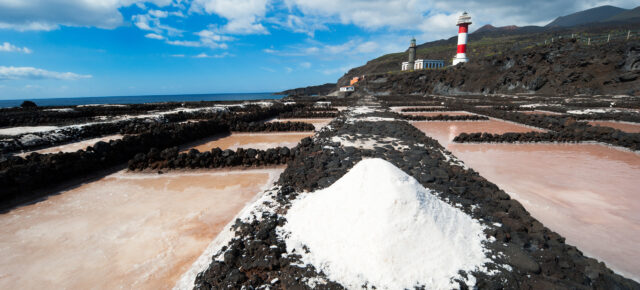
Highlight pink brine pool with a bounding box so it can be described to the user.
[411,120,544,147]
[18,134,124,156]
[0,168,284,289]
[449,143,640,281]
[270,118,333,131]
[403,111,475,117]
[588,121,640,133]
[185,132,314,152]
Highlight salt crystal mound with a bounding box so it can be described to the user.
[278,158,490,289]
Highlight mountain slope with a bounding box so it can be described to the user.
[546,5,627,27]
[606,6,640,22]
[355,39,640,96]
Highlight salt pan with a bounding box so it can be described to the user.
[279,158,490,289]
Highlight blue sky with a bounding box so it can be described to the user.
[0,0,637,100]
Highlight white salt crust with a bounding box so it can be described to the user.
[279,158,491,289]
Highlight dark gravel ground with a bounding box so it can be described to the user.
[193,105,639,289]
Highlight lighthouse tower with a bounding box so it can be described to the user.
[453,12,472,65]
[408,37,416,68]
[401,37,417,71]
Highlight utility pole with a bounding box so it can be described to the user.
[628,30,631,40]
[588,38,591,45]
[607,34,611,43]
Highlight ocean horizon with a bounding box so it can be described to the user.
[0,92,284,108]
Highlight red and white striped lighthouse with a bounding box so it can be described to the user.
[453,12,472,65]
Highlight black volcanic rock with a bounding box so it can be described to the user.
[277,83,336,97]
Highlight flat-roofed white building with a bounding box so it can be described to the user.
[401,62,411,71]
[339,86,355,92]
[414,59,445,70]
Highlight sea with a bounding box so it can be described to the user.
[0,93,284,108]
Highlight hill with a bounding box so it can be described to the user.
[546,5,627,27]
[606,6,640,22]
[353,38,640,96]
[335,7,640,88]
[277,83,336,97]
[474,24,519,34]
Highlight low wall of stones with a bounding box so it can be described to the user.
[0,105,295,210]
[569,112,640,123]
[453,127,640,151]
[463,108,640,150]
[278,111,338,119]
[0,119,154,154]
[0,102,208,127]
[127,140,309,171]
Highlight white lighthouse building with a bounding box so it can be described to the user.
[453,12,472,65]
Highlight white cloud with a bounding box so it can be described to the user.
[145,33,165,40]
[194,52,232,58]
[299,62,312,69]
[0,0,175,31]
[132,11,183,37]
[169,54,185,57]
[0,66,92,80]
[190,0,269,34]
[165,28,231,49]
[265,36,405,58]
[148,10,169,18]
[166,39,202,47]
[267,14,327,37]
[0,42,32,54]
[282,0,640,40]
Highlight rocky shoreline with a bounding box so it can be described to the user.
[192,105,639,289]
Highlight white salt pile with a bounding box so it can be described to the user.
[278,158,490,289]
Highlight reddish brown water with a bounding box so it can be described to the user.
[186,132,314,152]
[0,168,284,289]
[403,111,474,117]
[588,121,640,133]
[411,120,544,147]
[271,118,333,131]
[18,134,124,156]
[449,143,640,281]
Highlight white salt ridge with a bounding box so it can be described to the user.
[331,135,409,151]
[279,158,491,289]
[0,126,60,136]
